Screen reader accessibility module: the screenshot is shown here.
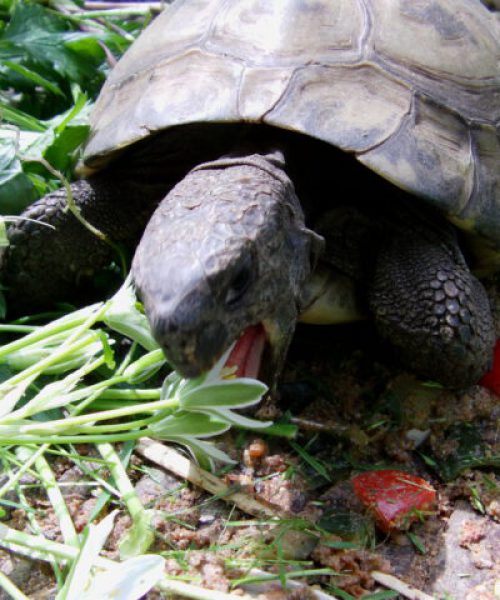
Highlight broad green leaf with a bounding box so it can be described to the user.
[181,380,267,409]
[3,60,65,96]
[0,103,46,132]
[0,134,37,214]
[1,3,99,86]
[20,92,91,177]
[44,124,89,174]
[150,410,230,439]
[204,407,272,430]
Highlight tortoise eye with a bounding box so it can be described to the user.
[225,260,253,307]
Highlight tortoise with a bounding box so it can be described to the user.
[3,0,500,388]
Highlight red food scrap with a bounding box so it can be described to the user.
[479,338,500,395]
[351,469,437,533]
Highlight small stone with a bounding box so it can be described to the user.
[435,290,446,302]
[430,279,442,290]
[446,314,460,328]
[436,270,448,282]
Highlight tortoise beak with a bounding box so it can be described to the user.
[152,316,231,379]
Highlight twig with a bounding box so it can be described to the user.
[137,439,441,600]
[371,571,437,600]
[136,437,284,520]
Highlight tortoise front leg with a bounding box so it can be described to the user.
[369,225,495,388]
[1,177,157,312]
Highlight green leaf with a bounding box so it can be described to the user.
[170,435,236,467]
[104,279,160,352]
[3,60,65,96]
[289,440,331,481]
[181,380,267,410]
[1,3,97,86]
[407,531,426,554]
[118,510,155,561]
[0,104,46,132]
[0,218,8,247]
[0,134,37,214]
[362,592,399,600]
[206,407,272,430]
[149,410,230,439]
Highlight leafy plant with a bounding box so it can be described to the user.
[0,0,147,214]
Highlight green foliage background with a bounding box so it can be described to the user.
[0,0,149,215]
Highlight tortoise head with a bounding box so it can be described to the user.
[132,153,323,381]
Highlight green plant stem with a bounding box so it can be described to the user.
[0,523,109,567]
[0,325,37,334]
[15,482,65,587]
[98,443,154,556]
[0,523,255,599]
[17,395,178,434]
[2,432,147,445]
[98,388,162,400]
[70,413,162,433]
[0,571,30,600]
[0,444,46,499]
[30,448,80,549]
[0,304,101,361]
[9,356,108,421]
[0,303,108,391]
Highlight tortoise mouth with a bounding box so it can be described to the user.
[223,323,267,379]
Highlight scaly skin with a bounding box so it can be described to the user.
[132,152,323,380]
[370,224,494,387]
[1,150,495,387]
[2,176,162,311]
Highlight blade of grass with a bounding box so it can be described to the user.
[0,571,30,600]
[18,446,79,548]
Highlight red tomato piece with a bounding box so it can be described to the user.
[351,469,436,533]
[480,338,500,395]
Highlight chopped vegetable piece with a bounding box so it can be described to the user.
[351,469,436,533]
[479,338,500,395]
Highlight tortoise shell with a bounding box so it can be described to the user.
[84,0,500,253]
